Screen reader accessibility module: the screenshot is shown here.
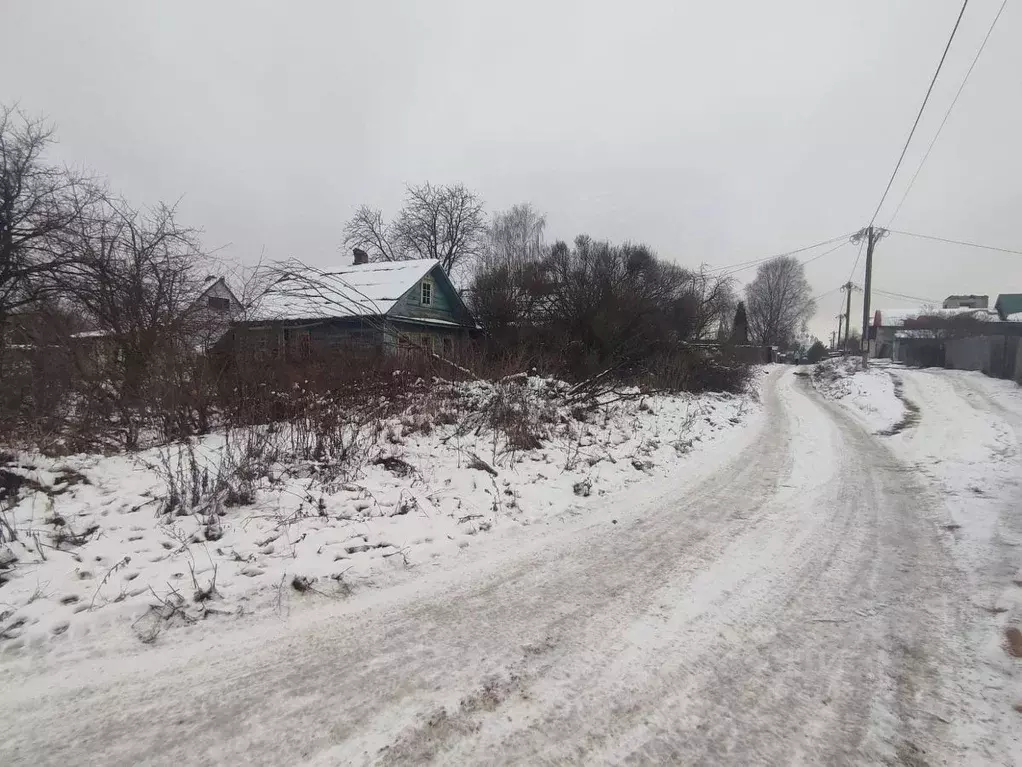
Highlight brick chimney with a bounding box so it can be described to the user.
[353,247,369,266]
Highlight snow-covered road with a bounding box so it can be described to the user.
[1,367,1015,765]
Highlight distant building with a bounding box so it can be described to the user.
[866,296,1022,379]
[69,276,243,368]
[943,294,988,309]
[994,294,1022,321]
[870,306,997,360]
[190,277,244,350]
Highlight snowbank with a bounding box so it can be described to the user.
[810,358,907,434]
[0,376,763,652]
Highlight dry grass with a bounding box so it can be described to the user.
[1004,626,1022,658]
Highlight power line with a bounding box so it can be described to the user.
[720,236,852,278]
[809,288,842,306]
[703,232,854,275]
[802,285,843,314]
[888,0,1008,225]
[800,240,851,267]
[889,229,1022,255]
[709,234,849,275]
[811,286,844,303]
[873,288,942,304]
[721,238,850,281]
[846,237,866,282]
[868,0,970,225]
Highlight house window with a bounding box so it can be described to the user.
[442,337,454,356]
[420,334,434,353]
[208,296,231,311]
[397,333,412,353]
[420,279,433,306]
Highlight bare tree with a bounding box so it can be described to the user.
[343,183,486,274]
[61,196,207,447]
[0,104,97,359]
[482,203,547,271]
[744,256,815,348]
[394,183,486,273]
[341,205,399,263]
[469,204,548,336]
[530,237,700,366]
[686,268,736,341]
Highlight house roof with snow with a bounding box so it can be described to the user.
[874,306,998,328]
[945,294,988,302]
[246,259,469,324]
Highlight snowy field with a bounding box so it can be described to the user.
[0,374,764,654]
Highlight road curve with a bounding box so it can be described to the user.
[0,369,971,766]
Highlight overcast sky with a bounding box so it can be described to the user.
[4,0,1021,341]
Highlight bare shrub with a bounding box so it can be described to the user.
[57,197,216,449]
[0,104,100,359]
[150,372,386,539]
[468,232,745,393]
[152,427,275,545]
[436,374,562,463]
[190,562,218,602]
[0,462,24,545]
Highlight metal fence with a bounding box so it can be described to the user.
[891,323,1022,382]
[946,334,1022,381]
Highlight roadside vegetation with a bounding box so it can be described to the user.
[0,104,766,646]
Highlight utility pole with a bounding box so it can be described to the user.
[836,313,844,351]
[852,226,887,368]
[830,330,836,349]
[842,282,854,355]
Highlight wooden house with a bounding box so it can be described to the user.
[224,257,477,361]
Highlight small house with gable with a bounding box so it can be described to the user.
[225,254,477,361]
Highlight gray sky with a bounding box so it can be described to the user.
[4,0,1021,341]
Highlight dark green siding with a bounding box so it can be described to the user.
[387,266,467,324]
